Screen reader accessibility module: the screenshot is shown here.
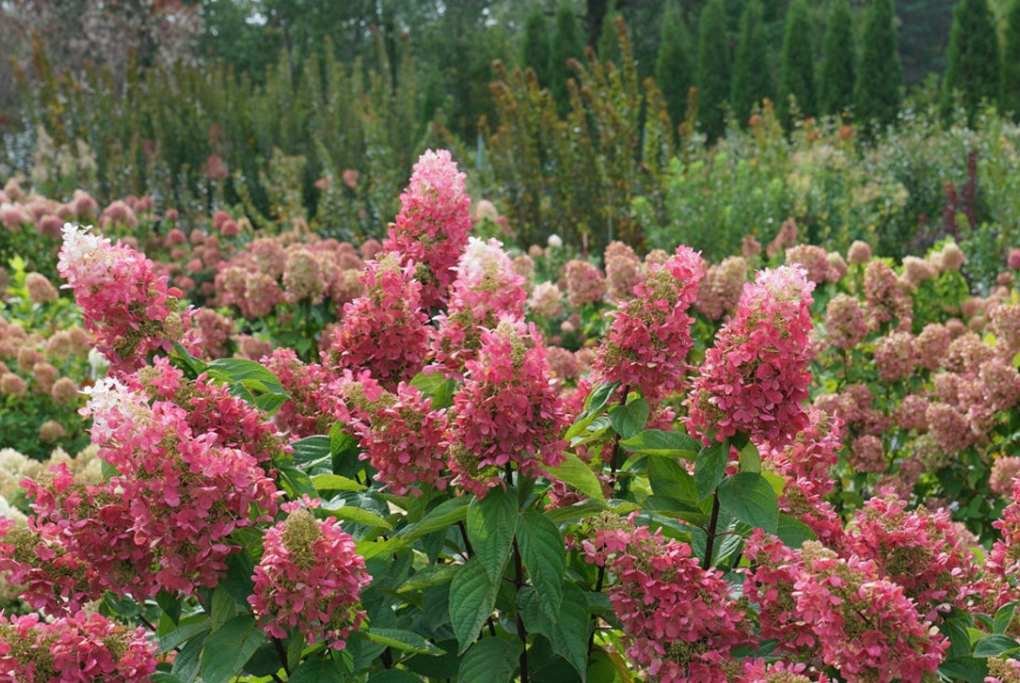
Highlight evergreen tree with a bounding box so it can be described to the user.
[819,0,856,117]
[778,0,816,125]
[942,0,1001,121]
[855,0,902,129]
[696,0,732,140]
[730,0,772,124]
[597,7,626,66]
[1004,0,1020,119]
[551,2,585,109]
[656,0,694,126]
[522,6,552,86]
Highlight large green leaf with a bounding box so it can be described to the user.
[620,429,700,458]
[717,472,778,533]
[694,441,728,498]
[467,488,519,583]
[159,614,209,653]
[609,397,649,439]
[311,473,366,492]
[205,357,288,413]
[973,634,1020,658]
[291,435,331,470]
[457,638,520,683]
[776,513,815,548]
[365,628,446,656]
[198,615,267,683]
[520,584,589,679]
[518,511,565,622]
[359,497,471,559]
[646,456,699,503]
[545,453,606,502]
[289,657,347,682]
[320,499,393,530]
[410,371,457,409]
[448,559,499,653]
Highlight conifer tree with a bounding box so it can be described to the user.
[943,0,1001,121]
[730,0,772,124]
[855,0,902,129]
[1004,0,1020,119]
[819,0,856,117]
[778,0,816,125]
[656,0,694,126]
[551,2,584,109]
[696,0,731,139]
[522,6,552,86]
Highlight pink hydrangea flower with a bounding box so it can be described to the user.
[845,495,981,618]
[249,501,371,649]
[686,266,815,446]
[582,518,748,682]
[696,256,747,321]
[448,319,567,497]
[384,149,472,308]
[824,294,868,350]
[761,407,842,493]
[352,381,449,496]
[563,259,607,308]
[260,348,336,437]
[325,253,431,389]
[431,238,527,375]
[0,610,156,681]
[58,224,189,375]
[988,478,1020,583]
[596,246,705,401]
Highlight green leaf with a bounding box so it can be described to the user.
[198,615,268,683]
[776,513,815,548]
[717,472,779,533]
[520,584,589,679]
[545,453,606,502]
[609,397,649,439]
[311,473,365,492]
[275,461,317,498]
[694,441,728,498]
[938,657,988,683]
[159,614,210,653]
[518,511,565,622]
[467,488,519,583]
[205,357,288,412]
[359,497,471,559]
[620,429,700,458]
[993,601,1017,634]
[320,499,393,529]
[366,628,446,656]
[585,381,619,414]
[291,435,331,468]
[738,441,760,472]
[289,657,347,683]
[973,634,1020,658]
[369,671,424,683]
[397,563,458,594]
[208,585,237,633]
[410,371,457,409]
[457,638,520,683]
[152,675,184,683]
[646,456,699,503]
[449,558,499,653]
[171,633,205,682]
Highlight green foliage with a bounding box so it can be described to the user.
[550,2,585,110]
[522,7,553,86]
[856,0,903,130]
[819,0,857,117]
[655,0,694,127]
[778,0,817,125]
[731,0,773,124]
[943,0,1001,122]
[1002,0,1020,118]
[696,0,732,140]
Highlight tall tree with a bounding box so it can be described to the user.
[522,6,552,86]
[942,0,1001,121]
[855,0,902,129]
[551,2,585,109]
[731,0,772,124]
[819,0,856,117]
[778,0,816,125]
[696,0,732,140]
[656,0,694,126]
[1004,0,1020,119]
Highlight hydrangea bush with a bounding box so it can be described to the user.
[0,150,1017,682]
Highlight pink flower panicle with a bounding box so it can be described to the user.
[696,256,747,321]
[563,259,607,308]
[325,252,431,389]
[0,611,156,682]
[58,223,189,375]
[686,266,815,446]
[249,503,371,650]
[384,149,472,308]
[352,381,449,496]
[448,318,567,498]
[431,238,527,375]
[581,517,748,682]
[596,246,705,401]
[845,495,981,618]
[761,408,842,494]
[988,478,1020,583]
[261,348,335,438]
